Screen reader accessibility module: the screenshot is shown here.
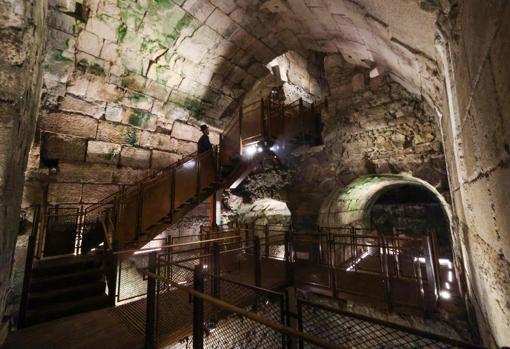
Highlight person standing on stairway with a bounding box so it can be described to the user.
[197,124,212,154]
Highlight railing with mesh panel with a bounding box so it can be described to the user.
[156,261,287,347]
[115,234,242,303]
[291,228,441,313]
[147,264,340,349]
[297,299,484,349]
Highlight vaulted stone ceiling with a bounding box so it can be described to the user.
[47,0,446,129]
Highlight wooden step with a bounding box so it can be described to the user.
[32,255,101,277]
[30,269,104,292]
[24,294,110,326]
[28,281,106,309]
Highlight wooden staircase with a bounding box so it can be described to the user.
[21,254,109,327]
[19,97,324,327]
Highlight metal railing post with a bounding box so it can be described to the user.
[105,248,118,307]
[424,235,438,315]
[18,206,40,328]
[212,242,220,298]
[239,105,243,155]
[193,264,204,349]
[380,235,392,312]
[195,153,201,203]
[254,236,262,287]
[285,230,294,286]
[145,252,157,349]
[264,224,270,258]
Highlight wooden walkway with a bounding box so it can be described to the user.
[3,259,287,349]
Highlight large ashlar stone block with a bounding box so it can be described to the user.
[82,184,119,203]
[209,0,237,15]
[172,121,202,142]
[85,17,118,42]
[48,9,75,34]
[100,40,119,62]
[57,162,115,184]
[139,131,179,152]
[48,183,82,203]
[105,103,123,122]
[87,140,121,164]
[77,30,103,57]
[206,8,238,39]
[182,0,215,22]
[175,140,197,155]
[86,77,123,102]
[120,146,151,168]
[151,150,182,169]
[97,121,140,145]
[41,132,87,162]
[39,113,98,138]
[67,76,90,97]
[60,94,105,119]
[112,167,150,185]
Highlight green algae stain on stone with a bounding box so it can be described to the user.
[124,127,138,145]
[128,93,147,103]
[154,0,175,9]
[117,22,128,42]
[128,110,150,127]
[52,50,72,62]
[90,63,105,76]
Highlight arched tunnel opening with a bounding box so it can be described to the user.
[369,184,452,259]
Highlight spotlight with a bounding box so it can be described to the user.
[244,145,257,156]
[440,290,451,300]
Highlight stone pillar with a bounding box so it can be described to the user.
[0,0,47,340]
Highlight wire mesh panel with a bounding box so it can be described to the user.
[117,253,150,302]
[167,307,285,349]
[298,300,469,349]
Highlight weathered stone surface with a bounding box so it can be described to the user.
[151,150,182,169]
[81,184,119,203]
[57,162,115,184]
[171,121,202,142]
[47,183,82,203]
[76,30,103,57]
[139,131,178,152]
[39,113,98,138]
[60,94,105,119]
[97,121,140,145]
[105,103,123,122]
[86,140,121,164]
[112,167,150,185]
[41,132,86,162]
[120,146,151,168]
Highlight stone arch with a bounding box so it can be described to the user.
[318,174,452,232]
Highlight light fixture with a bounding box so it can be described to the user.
[440,290,451,300]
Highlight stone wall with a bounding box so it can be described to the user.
[0,0,47,339]
[286,56,447,230]
[242,50,324,106]
[23,0,231,206]
[436,2,510,346]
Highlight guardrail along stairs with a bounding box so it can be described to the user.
[19,97,324,326]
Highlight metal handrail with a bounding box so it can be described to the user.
[297,298,486,349]
[146,271,341,349]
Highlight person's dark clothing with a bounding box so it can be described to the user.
[197,134,212,154]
